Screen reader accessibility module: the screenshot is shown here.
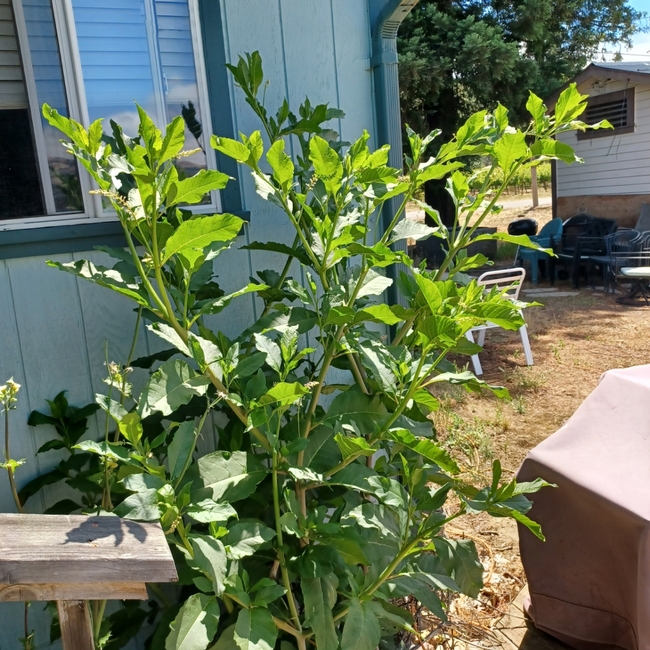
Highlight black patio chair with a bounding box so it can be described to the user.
[551,214,617,287]
[587,229,642,292]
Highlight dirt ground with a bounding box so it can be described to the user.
[404,200,650,647]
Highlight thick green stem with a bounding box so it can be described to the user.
[173,405,211,489]
[347,353,369,395]
[272,451,303,633]
[92,600,107,645]
[4,409,21,514]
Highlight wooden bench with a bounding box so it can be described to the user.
[0,514,177,650]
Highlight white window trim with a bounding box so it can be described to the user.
[5,0,221,231]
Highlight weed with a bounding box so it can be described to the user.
[551,339,565,362]
[510,366,547,392]
[512,395,526,415]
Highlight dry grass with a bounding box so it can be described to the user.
[399,199,650,648]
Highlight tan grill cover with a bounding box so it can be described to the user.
[517,365,650,650]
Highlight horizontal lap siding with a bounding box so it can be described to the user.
[557,80,650,197]
[0,2,374,645]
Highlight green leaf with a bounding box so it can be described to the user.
[333,434,376,461]
[114,489,160,521]
[234,608,277,650]
[257,382,309,408]
[387,575,446,620]
[266,139,294,188]
[509,510,545,540]
[322,387,387,437]
[530,139,579,164]
[192,536,228,596]
[187,499,237,524]
[118,412,143,447]
[122,473,165,492]
[526,92,547,130]
[74,440,132,463]
[357,304,404,326]
[554,83,587,124]
[242,241,310,266]
[356,269,392,299]
[301,575,339,650]
[309,135,343,194]
[166,593,219,650]
[137,359,209,419]
[148,323,191,356]
[194,451,267,503]
[434,538,483,598]
[211,135,252,163]
[492,130,528,173]
[197,283,267,318]
[163,214,244,263]
[253,334,282,374]
[160,116,186,164]
[417,161,463,183]
[387,428,459,474]
[47,260,150,308]
[390,219,438,243]
[341,598,382,650]
[223,521,276,559]
[168,421,196,480]
[170,170,231,205]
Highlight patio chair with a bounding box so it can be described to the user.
[515,217,562,284]
[634,203,650,232]
[465,267,533,376]
[551,215,617,287]
[587,229,641,292]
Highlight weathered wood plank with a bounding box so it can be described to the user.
[58,600,95,650]
[0,582,147,602]
[0,515,177,585]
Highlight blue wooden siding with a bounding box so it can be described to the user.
[0,1,377,647]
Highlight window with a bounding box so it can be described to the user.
[2,0,217,227]
[578,88,635,140]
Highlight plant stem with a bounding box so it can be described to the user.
[173,405,211,489]
[4,409,21,514]
[272,451,303,633]
[346,353,369,395]
[92,599,107,645]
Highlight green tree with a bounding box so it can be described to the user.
[399,0,645,136]
[398,0,645,222]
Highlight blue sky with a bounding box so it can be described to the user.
[615,0,650,60]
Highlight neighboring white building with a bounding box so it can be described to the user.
[549,62,650,226]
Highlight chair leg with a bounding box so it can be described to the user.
[531,255,538,285]
[477,329,486,347]
[465,331,483,376]
[519,325,534,366]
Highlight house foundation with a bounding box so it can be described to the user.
[556,193,650,227]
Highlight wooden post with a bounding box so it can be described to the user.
[0,514,177,650]
[531,165,539,208]
[58,601,95,650]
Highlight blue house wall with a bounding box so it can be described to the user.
[0,0,408,645]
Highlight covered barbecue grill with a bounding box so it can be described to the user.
[518,365,650,650]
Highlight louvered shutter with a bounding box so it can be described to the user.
[0,0,27,109]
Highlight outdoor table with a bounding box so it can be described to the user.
[617,266,650,305]
[0,514,177,650]
[518,365,650,650]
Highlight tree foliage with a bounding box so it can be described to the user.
[398,0,646,137]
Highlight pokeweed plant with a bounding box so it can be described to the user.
[35,52,607,650]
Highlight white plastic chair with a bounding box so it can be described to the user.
[465,267,533,376]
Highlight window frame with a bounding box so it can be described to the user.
[577,87,635,141]
[5,0,221,231]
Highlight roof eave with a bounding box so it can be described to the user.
[546,63,650,109]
